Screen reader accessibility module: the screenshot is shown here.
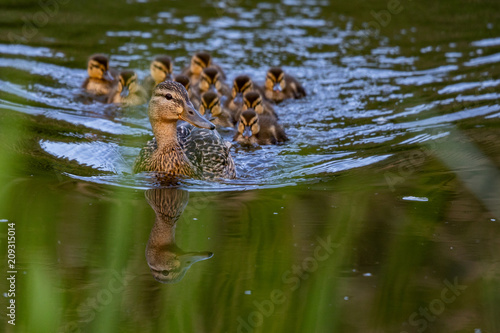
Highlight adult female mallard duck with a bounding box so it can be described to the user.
[82,54,118,99]
[143,55,174,96]
[264,67,306,103]
[234,109,288,146]
[181,52,226,85]
[133,81,236,180]
[200,91,233,128]
[108,70,148,106]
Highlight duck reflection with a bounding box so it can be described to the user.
[145,188,213,283]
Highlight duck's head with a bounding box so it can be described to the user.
[265,67,285,93]
[190,52,212,75]
[243,91,265,114]
[174,74,191,91]
[200,91,221,121]
[148,247,214,283]
[149,81,215,130]
[87,54,113,81]
[116,70,140,98]
[199,67,222,94]
[150,55,173,84]
[238,109,260,140]
[232,75,253,104]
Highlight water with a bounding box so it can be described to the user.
[1,0,500,332]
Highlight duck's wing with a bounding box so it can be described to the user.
[178,124,236,179]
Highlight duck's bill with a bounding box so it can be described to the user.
[180,103,216,130]
[243,126,253,139]
[103,71,114,81]
[273,83,282,92]
[120,86,130,98]
[233,93,243,104]
[180,251,214,266]
[204,109,216,121]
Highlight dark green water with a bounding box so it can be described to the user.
[1,0,500,332]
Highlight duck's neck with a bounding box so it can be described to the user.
[152,121,180,151]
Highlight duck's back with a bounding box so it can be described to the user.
[178,124,236,179]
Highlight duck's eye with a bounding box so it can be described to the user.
[165,93,173,100]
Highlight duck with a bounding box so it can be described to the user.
[195,67,230,97]
[181,52,226,85]
[174,74,200,108]
[200,91,233,128]
[107,70,148,106]
[234,109,288,146]
[145,188,213,284]
[143,55,174,96]
[82,54,118,99]
[264,67,306,103]
[224,75,257,113]
[133,81,236,180]
[242,91,278,120]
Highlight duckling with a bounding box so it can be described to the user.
[145,188,213,284]
[181,52,226,85]
[225,75,262,113]
[200,91,233,128]
[107,70,148,106]
[264,67,306,103]
[174,74,200,109]
[143,55,174,96]
[82,54,118,98]
[234,109,288,146]
[242,91,278,120]
[195,67,230,97]
[133,81,236,180]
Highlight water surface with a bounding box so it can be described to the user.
[0,0,500,332]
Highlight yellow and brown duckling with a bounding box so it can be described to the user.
[195,67,230,97]
[174,74,200,108]
[234,109,288,146]
[143,55,174,96]
[182,52,226,85]
[133,81,236,180]
[264,67,306,103]
[242,91,278,120]
[200,91,233,128]
[107,70,148,106]
[82,54,118,98]
[225,75,261,113]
